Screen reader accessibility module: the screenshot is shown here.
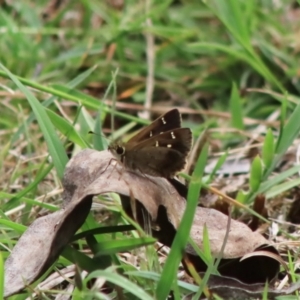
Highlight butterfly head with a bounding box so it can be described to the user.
[108,143,126,162]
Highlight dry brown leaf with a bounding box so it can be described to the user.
[204,273,300,300]
[4,149,280,296]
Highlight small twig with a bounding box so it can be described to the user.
[213,206,232,272]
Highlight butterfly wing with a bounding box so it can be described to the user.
[124,128,192,177]
[134,147,188,177]
[128,109,181,143]
[130,128,192,153]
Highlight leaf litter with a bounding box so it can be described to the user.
[4,149,300,298]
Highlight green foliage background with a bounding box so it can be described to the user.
[1,0,300,299]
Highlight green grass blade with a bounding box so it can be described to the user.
[187,238,211,267]
[72,225,135,241]
[93,237,156,256]
[229,82,244,130]
[46,109,89,149]
[156,144,208,299]
[62,245,96,272]
[265,101,300,178]
[204,0,284,91]
[4,162,53,211]
[85,269,153,300]
[0,219,27,233]
[207,0,252,47]
[202,224,213,262]
[258,165,300,195]
[11,66,97,145]
[208,150,228,182]
[266,177,300,199]
[93,110,108,151]
[262,129,275,170]
[0,64,68,178]
[127,270,199,293]
[249,156,263,193]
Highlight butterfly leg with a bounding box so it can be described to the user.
[116,157,128,181]
[100,157,119,179]
[106,157,125,181]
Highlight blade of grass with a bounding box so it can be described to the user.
[195,209,232,299]
[229,82,244,130]
[0,64,68,178]
[207,0,252,47]
[0,70,149,125]
[207,150,228,182]
[126,270,199,293]
[12,66,97,145]
[262,129,275,170]
[204,0,284,91]
[266,177,300,199]
[93,237,156,256]
[156,143,208,299]
[61,245,96,272]
[187,238,211,267]
[93,69,119,150]
[249,156,263,193]
[258,164,300,195]
[72,225,135,241]
[264,101,300,178]
[3,162,53,211]
[46,109,89,149]
[94,108,108,151]
[85,268,153,300]
[0,219,27,233]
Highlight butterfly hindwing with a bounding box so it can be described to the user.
[108,109,192,178]
[124,128,192,177]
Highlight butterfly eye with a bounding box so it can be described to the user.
[116,146,125,155]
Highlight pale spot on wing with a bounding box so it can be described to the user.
[171,132,176,139]
[161,117,166,124]
[167,144,172,148]
[149,131,153,137]
[155,141,159,147]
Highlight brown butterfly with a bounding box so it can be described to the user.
[108,109,192,178]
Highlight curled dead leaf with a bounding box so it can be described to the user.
[4,149,280,296]
[204,273,300,300]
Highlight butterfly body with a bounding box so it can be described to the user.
[108,109,192,178]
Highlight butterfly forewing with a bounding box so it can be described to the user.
[128,109,181,143]
[128,128,191,154]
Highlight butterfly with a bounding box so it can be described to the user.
[108,109,192,178]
